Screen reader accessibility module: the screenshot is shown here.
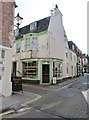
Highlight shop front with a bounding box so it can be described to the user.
[20,58,63,84]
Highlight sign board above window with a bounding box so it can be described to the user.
[30,22,37,31]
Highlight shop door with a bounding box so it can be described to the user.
[42,64,50,83]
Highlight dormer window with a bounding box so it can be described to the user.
[72,45,75,50]
[30,22,37,31]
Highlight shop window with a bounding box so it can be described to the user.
[53,61,62,78]
[22,61,38,79]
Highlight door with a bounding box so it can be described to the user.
[12,62,17,74]
[71,66,73,77]
[42,64,50,83]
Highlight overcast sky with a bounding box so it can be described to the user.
[15,0,87,54]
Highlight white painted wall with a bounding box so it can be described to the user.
[47,7,67,78]
[0,46,12,96]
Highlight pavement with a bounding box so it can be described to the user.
[0,91,41,118]
[0,75,86,118]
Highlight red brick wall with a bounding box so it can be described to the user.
[0,1,15,47]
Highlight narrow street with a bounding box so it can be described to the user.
[4,75,88,119]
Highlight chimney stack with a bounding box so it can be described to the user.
[0,0,15,47]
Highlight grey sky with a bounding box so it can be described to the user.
[15,0,87,54]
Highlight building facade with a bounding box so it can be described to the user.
[82,54,89,73]
[0,0,15,96]
[13,5,65,84]
[68,41,83,77]
[12,5,80,85]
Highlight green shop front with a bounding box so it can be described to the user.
[22,58,63,84]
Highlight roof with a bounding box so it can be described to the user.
[16,16,50,39]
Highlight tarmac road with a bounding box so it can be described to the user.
[3,75,88,119]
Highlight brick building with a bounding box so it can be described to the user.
[0,0,15,47]
[0,0,16,96]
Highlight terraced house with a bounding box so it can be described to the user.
[12,5,81,85]
[68,41,83,77]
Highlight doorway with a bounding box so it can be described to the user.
[42,64,50,83]
[12,62,17,74]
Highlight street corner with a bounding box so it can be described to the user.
[20,91,42,107]
[0,92,41,117]
[9,91,41,110]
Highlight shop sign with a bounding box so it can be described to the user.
[53,77,57,84]
[11,76,22,92]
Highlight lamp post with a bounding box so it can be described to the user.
[14,13,23,29]
[14,13,23,37]
[12,13,23,73]
[11,13,23,93]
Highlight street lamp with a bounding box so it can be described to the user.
[14,13,23,29]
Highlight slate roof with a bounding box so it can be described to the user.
[68,41,82,56]
[16,16,50,38]
[68,41,77,53]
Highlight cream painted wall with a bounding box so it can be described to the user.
[38,34,49,58]
[69,50,77,77]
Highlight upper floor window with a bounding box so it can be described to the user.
[25,37,30,51]
[74,55,76,62]
[16,43,21,53]
[65,48,68,58]
[30,22,37,31]
[1,50,5,58]
[25,35,38,51]
[70,52,72,61]
[72,45,75,50]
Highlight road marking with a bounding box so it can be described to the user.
[0,94,41,117]
[82,89,89,103]
[21,95,41,107]
[17,107,32,113]
[0,110,14,117]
